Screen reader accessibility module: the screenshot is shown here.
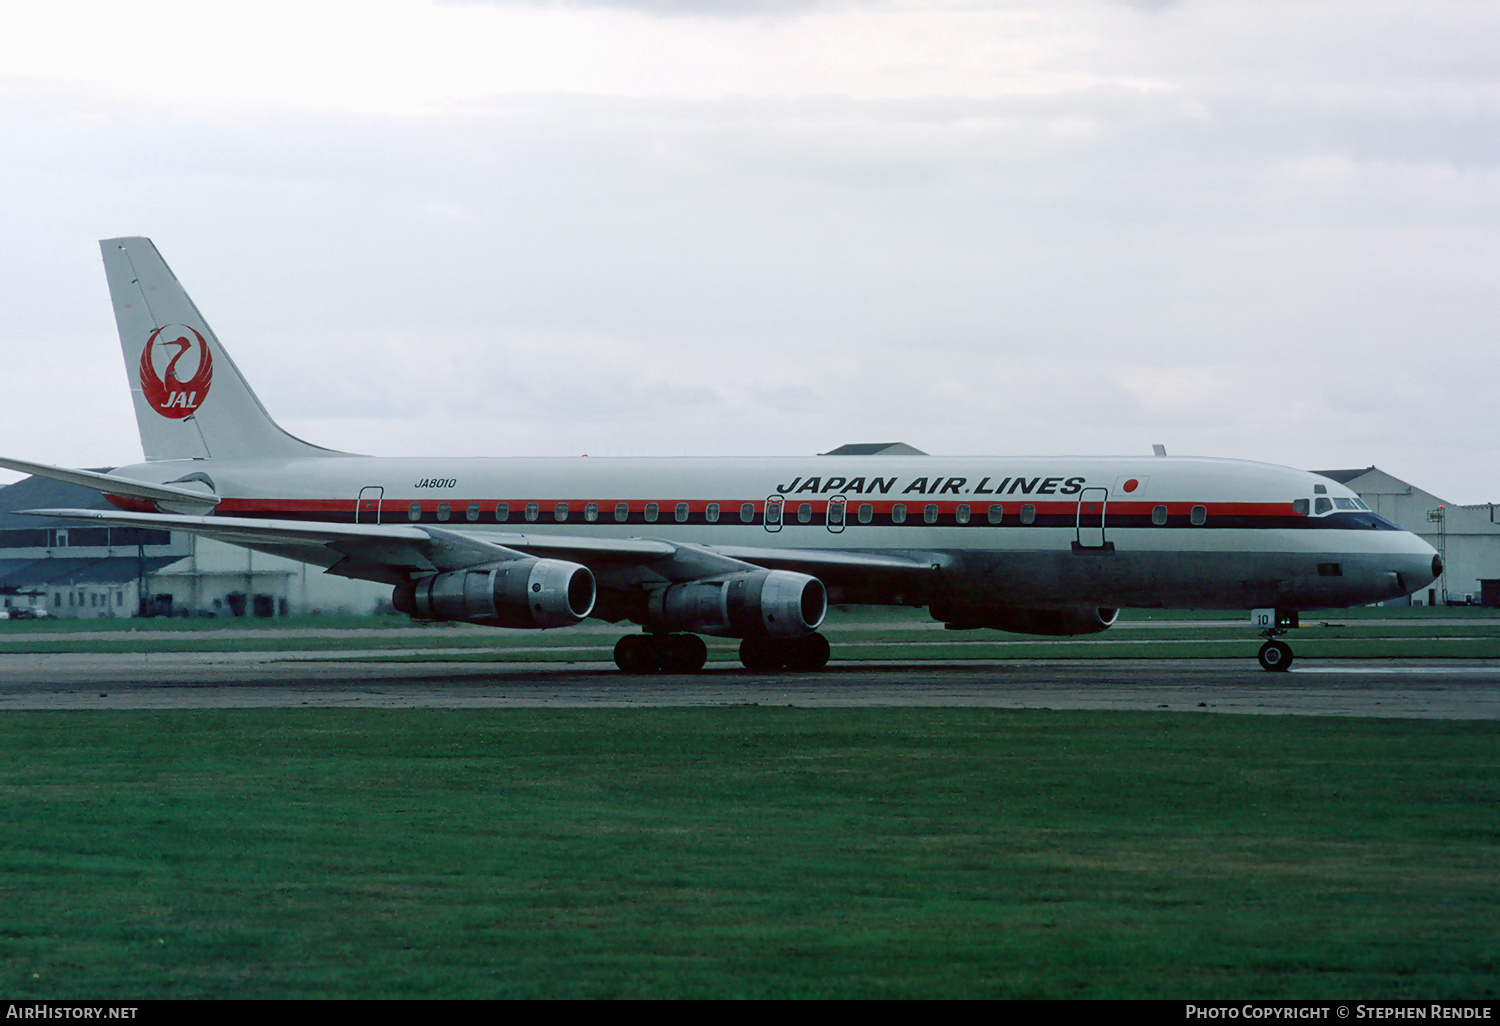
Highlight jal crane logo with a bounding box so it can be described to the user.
[139,325,214,419]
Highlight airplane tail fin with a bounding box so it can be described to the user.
[100,237,340,462]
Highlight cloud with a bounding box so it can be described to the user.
[2,0,1499,501]
[453,0,840,15]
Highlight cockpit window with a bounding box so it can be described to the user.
[1315,497,1333,515]
[1334,498,1357,510]
[1292,499,1309,516]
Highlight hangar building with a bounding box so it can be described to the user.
[0,475,388,619]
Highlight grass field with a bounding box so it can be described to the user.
[3,606,1500,663]
[0,708,1495,999]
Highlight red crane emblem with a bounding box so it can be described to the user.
[139,325,214,420]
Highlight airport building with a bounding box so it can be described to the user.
[0,475,388,619]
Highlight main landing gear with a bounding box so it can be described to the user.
[612,632,832,674]
[739,634,830,673]
[613,632,708,674]
[1253,608,1300,672]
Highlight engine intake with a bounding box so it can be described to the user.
[647,570,827,639]
[393,558,595,629]
[932,603,1119,636]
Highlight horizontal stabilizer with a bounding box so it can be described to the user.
[0,457,221,509]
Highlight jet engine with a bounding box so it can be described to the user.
[932,603,1119,636]
[646,569,827,639]
[393,559,596,629]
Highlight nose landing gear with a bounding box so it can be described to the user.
[1253,608,1299,672]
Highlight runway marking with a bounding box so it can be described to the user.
[1293,665,1500,675]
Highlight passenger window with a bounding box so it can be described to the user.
[466,502,480,522]
[891,503,907,524]
[858,503,873,524]
[1292,499,1309,517]
[1315,497,1332,515]
[1020,504,1036,524]
[645,502,659,522]
[437,502,451,522]
[706,502,719,523]
[987,504,1003,524]
[495,502,509,522]
[554,502,568,522]
[766,502,781,525]
[955,504,970,524]
[585,502,598,522]
[1191,505,1207,525]
[740,502,755,524]
[924,504,938,524]
[525,502,539,522]
[408,503,422,522]
[615,503,629,522]
[1152,505,1168,525]
[676,502,689,523]
[797,502,812,524]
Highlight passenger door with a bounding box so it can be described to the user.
[1076,487,1108,549]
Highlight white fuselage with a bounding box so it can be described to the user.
[107,452,1441,613]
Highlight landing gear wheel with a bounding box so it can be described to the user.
[1258,640,1293,672]
[616,633,708,674]
[740,634,830,673]
[784,633,830,672]
[614,634,657,674]
[739,637,783,673]
[661,633,708,674]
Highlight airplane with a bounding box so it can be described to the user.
[2,238,1442,673]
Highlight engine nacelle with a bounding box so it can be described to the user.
[932,603,1119,637]
[646,570,827,639]
[393,559,596,629]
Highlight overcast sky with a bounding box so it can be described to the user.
[3,0,1497,502]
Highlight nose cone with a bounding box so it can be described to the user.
[1396,537,1443,596]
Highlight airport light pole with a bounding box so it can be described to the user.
[1427,506,1447,605]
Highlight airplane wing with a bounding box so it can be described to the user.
[20,508,937,591]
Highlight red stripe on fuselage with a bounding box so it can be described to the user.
[207,497,1303,519]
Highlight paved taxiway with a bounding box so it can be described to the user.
[0,653,1495,718]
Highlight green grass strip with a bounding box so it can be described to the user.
[0,708,1494,999]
